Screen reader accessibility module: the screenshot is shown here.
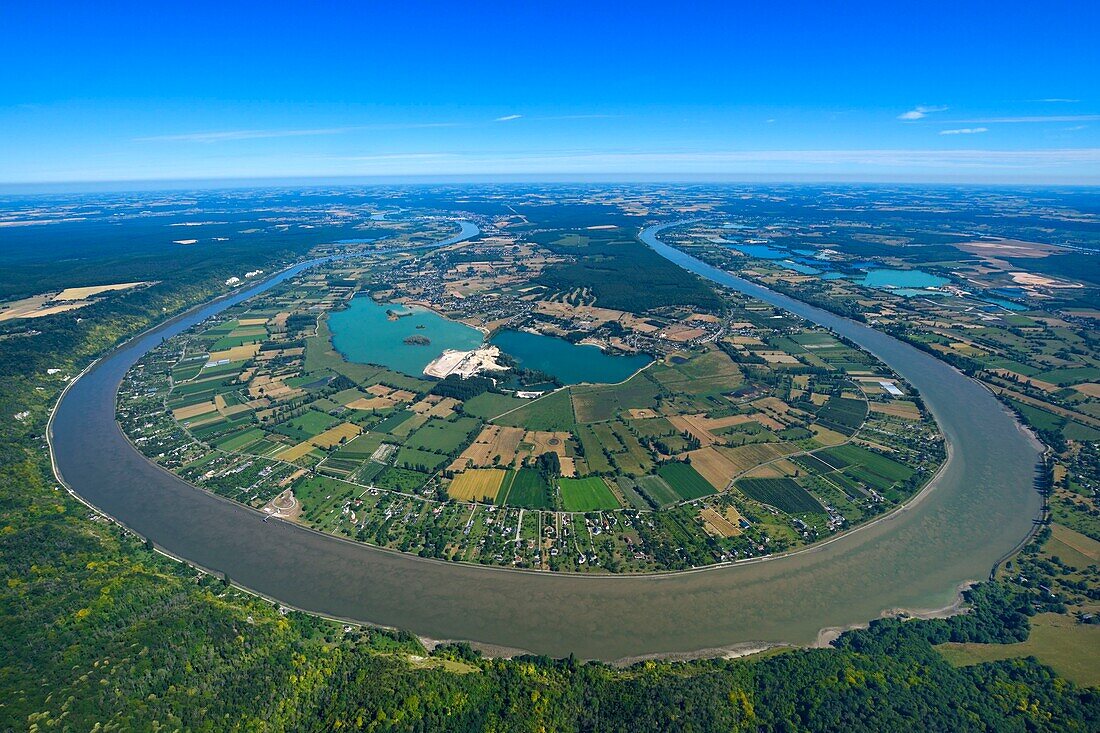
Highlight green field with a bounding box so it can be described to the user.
[576,426,615,473]
[214,428,267,452]
[634,474,681,506]
[494,388,575,431]
[559,476,620,511]
[374,466,430,493]
[937,614,1100,687]
[461,391,527,419]
[395,446,449,472]
[1033,367,1100,386]
[571,371,659,422]
[818,444,914,483]
[815,396,868,432]
[736,477,824,514]
[331,432,386,460]
[275,409,339,440]
[171,359,206,382]
[373,409,413,434]
[657,462,715,500]
[497,468,553,509]
[404,416,480,454]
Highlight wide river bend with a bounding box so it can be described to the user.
[49,221,1043,661]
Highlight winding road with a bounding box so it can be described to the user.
[48,220,1043,661]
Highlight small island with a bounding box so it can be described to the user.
[386,308,413,321]
[403,334,431,346]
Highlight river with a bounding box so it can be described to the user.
[48,220,1042,661]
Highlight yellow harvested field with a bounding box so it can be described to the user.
[559,456,577,477]
[309,422,362,449]
[448,468,507,501]
[410,396,440,414]
[426,397,459,418]
[207,343,260,363]
[53,281,149,301]
[663,326,706,342]
[754,414,787,432]
[366,384,394,397]
[869,401,922,420]
[668,415,718,447]
[389,389,417,402]
[743,458,801,478]
[410,395,459,418]
[757,351,800,364]
[715,442,791,474]
[700,507,741,537]
[274,441,317,463]
[525,431,571,459]
[724,506,744,526]
[753,397,792,415]
[346,396,398,410]
[704,414,757,430]
[0,295,93,322]
[1072,383,1100,398]
[1049,524,1100,565]
[237,318,268,326]
[810,424,849,446]
[460,425,524,467]
[173,401,218,421]
[249,379,301,401]
[686,447,740,490]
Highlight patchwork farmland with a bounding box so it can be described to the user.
[118,215,944,574]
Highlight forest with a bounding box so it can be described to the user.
[534,229,723,313]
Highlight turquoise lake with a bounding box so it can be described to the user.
[490,330,651,385]
[859,268,949,289]
[728,243,788,259]
[328,297,484,376]
[981,297,1027,311]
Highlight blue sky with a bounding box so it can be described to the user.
[1,1,1098,185]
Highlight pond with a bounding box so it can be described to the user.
[981,296,1028,311]
[328,296,484,376]
[779,260,822,275]
[728,243,788,259]
[490,329,652,385]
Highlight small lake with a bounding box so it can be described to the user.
[780,260,822,275]
[329,297,484,376]
[859,268,949,289]
[981,297,1028,311]
[728,243,788,259]
[490,330,651,385]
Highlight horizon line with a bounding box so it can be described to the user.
[3,171,1100,195]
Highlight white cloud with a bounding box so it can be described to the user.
[494,114,523,122]
[1036,98,1079,103]
[939,127,988,135]
[898,105,948,121]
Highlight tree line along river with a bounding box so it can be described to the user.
[48,221,1043,661]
